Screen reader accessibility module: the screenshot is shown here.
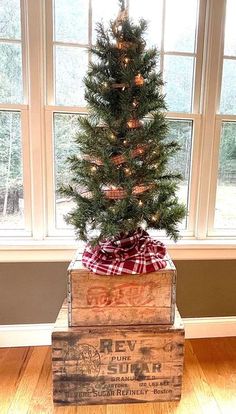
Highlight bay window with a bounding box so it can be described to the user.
[0,0,235,260]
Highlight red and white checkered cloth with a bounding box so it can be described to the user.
[82,228,167,275]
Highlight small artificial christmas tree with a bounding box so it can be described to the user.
[61,1,186,266]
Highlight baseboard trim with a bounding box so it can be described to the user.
[0,316,236,347]
[183,316,236,339]
[0,323,54,348]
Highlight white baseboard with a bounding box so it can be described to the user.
[183,316,236,339]
[0,323,54,348]
[0,317,236,348]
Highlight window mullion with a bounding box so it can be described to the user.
[45,0,54,105]
[45,109,56,235]
[187,115,202,235]
[27,0,46,240]
[193,0,207,113]
[196,0,226,239]
[21,108,32,233]
[207,118,222,234]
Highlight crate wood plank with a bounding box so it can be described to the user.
[68,254,176,326]
[52,301,185,406]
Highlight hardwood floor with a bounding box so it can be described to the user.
[0,338,236,414]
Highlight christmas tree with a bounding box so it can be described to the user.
[61,0,186,246]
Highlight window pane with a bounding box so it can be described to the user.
[0,43,23,104]
[129,0,163,48]
[54,113,79,228]
[165,0,197,53]
[220,59,236,114]
[0,111,24,229]
[214,122,236,229]
[55,46,87,106]
[54,0,88,44]
[92,0,119,42]
[168,120,192,229]
[224,0,236,56]
[164,55,194,112]
[0,0,21,40]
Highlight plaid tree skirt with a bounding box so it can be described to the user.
[82,228,167,275]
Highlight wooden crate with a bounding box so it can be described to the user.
[52,301,185,406]
[68,255,176,326]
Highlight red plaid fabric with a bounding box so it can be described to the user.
[82,228,167,275]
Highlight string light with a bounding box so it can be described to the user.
[138,200,143,207]
[132,99,138,108]
[90,165,97,173]
[151,215,157,222]
[124,167,132,176]
[122,86,126,91]
[110,133,116,140]
[123,139,128,146]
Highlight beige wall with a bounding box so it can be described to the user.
[0,260,235,324]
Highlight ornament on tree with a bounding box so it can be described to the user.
[127,118,143,129]
[134,73,144,86]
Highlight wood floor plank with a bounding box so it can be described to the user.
[54,404,107,414]
[107,402,155,414]
[27,347,53,414]
[191,338,236,414]
[184,341,221,414]
[0,347,33,414]
[7,346,48,414]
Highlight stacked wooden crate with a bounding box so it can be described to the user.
[52,254,185,406]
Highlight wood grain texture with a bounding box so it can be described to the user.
[52,303,184,405]
[68,255,176,326]
[0,338,236,413]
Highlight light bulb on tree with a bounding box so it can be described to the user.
[124,167,132,176]
[110,133,116,140]
[90,165,97,173]
[123,57,130,67]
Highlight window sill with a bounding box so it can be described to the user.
[0,237,236,262]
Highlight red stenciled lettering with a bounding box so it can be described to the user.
[86,282,157,307]
[87,287,109,306]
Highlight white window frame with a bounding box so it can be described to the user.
[0,0,31,237]
[1,0,236,261]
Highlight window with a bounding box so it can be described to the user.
[0,0,26,231]
[208,0,236,236]
[1,0,236,260]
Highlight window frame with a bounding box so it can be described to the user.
[0,0,31,237]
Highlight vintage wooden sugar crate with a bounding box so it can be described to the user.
[52,301,185,406]
[68,254,176,326]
